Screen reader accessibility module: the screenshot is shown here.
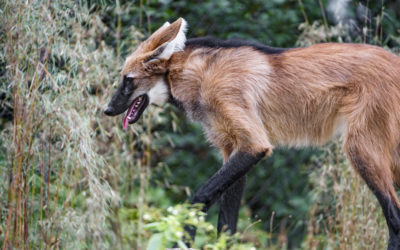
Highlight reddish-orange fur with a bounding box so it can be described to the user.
[122,19,400,211]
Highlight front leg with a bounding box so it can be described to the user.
[186,151,265,241]
[218,175,246,234]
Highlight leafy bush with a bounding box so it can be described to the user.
[1,0,399,249]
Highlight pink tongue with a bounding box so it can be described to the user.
[122,106,132,130]
[122,100,138,130]
[123,115,129,130]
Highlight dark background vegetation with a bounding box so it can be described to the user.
[1,0,400,249]
[117,0,399,247]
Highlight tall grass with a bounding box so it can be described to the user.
[0,1,124,248]
[1,0,399,249]
[0,1,240,249]
[297,4,397,248]
[305,141,388,249]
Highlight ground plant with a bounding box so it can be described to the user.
[1,0,399,249]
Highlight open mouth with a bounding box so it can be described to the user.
[123,94,149,130]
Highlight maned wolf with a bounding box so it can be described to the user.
[105,18,400,249]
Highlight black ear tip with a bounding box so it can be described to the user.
[104,106,114,116]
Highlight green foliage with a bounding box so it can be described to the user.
[1,0,400,249]
[306,141,388,249]
[141,203,259,249]
[131,0,328,47]
[0,1,122,248]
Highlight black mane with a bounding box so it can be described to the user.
[185,36,288,55]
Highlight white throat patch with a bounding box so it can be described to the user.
[148,78,169,106]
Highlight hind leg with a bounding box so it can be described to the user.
[217,175,246,234]
[392,144,400,188]
[345,136,400,249]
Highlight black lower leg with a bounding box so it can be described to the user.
[374,191,400,250]
[191,151,264,210]
[218,176,246,234]
[184,151,265,243]
[348,150,400,250]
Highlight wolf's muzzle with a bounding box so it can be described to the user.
[104,77,136,116]
[104,106,117,116]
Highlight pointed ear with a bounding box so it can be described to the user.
[147,21,171,39]
[145,18,188,61]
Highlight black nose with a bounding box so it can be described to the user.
[104,106,114,116]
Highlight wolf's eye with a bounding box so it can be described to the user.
[121,76,135,96]
[123,75,134,84]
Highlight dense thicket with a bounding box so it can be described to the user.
[1,0,399,249]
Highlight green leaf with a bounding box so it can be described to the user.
[177,240,189,249]
[146,233,165,250]
[143,222,161,229]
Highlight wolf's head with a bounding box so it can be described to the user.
[104,18,187,129]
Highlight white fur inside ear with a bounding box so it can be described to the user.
[148,78,169,106]
[158,18,187,60]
